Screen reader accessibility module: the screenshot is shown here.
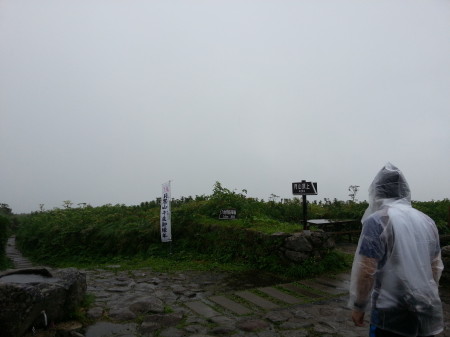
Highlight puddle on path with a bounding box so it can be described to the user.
[0,274,60,283]
[84,322,137,337]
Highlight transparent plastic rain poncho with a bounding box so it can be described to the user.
[349,163,444,337]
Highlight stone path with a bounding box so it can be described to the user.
[80,267,366,337]
[5,236,33,269]
[4,237,450,337]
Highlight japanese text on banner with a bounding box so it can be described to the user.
[160,181,172,242]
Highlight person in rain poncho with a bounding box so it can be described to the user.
[349,163,444,337]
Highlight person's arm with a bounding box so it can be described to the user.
[349,214,384,326]
[431,253,443,283]
[352,256,377,327]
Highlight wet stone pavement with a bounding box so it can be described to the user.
[80,266,450,337]
[81,267,361,337]
[5,237,450,337]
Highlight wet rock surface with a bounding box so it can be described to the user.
[27,262,450,337]
[5,238,450,337]
[0,267,86,337]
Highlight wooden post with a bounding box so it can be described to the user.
[303,194,308,230]
[292,179,316,232]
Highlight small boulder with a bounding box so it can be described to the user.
[129,296,165,314]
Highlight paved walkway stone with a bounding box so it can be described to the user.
[278,282,325,299]
[317,276,350,291]
[332,272,351,282]
[235,290,280,310]
[185,301,220,318]
[257,286,303,304]
[298,278,347,295]
[209,295,253,315]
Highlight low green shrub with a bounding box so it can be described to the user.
[0,215,10,252]
[0,215,13,270]
[14,184,448,276]
[413,199,450,234]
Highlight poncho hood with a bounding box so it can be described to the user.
[362,162,411,223]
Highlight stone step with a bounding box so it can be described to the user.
[257,287,304,304]
[184,301,220,318]
[298,279,347,295]
[332,273,351,282]
[15,263,33,269]
[209,296,252,315]
[184,275,353,320]
[278,283,324,299]
[317,277,350,291]
[15,259,33,262]
[4,236,34,269]
[235,291,279,310]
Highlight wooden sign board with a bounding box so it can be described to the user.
[219,209,237,220]
[292,181,318,195]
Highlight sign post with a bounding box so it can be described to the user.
[160,181,172,243]
[292,180,318,231]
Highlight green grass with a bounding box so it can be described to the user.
[246,220,303,234]
[38,251,252,274]
[0,256,13,271]
[197,216,303,235]
[69,293,97,324]
[20,242,353,288]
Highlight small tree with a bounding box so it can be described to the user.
[268,194,279,202]
[0,203,12,215]
[348,185,360,202]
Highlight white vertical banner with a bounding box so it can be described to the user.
[160,181,172,242]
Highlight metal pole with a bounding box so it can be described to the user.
[303,195,308,230]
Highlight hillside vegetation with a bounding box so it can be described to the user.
[0,204,15,269]
[9,183,450,276]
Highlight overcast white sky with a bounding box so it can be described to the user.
[1,0,449,214]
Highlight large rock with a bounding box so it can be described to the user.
[0,267,86,337]
[281,231,335,263]
[284,233,313,252]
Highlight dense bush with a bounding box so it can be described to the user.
[17,205,161,262]
[14,183,449,271]
[0,215,11,252]
[0,215,13,269]
[412,199,450,234]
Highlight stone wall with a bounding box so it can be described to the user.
[275,230,335,263]
[181,223,336,267]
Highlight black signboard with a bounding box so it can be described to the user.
[292,181,318,195]
[219,209,237,220]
